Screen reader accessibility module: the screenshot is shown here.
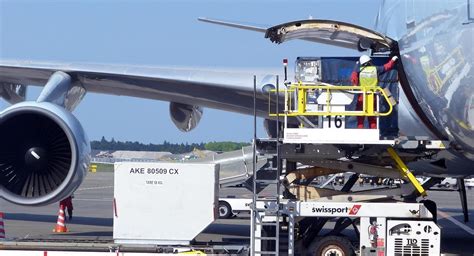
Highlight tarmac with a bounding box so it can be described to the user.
[1,171,473,255]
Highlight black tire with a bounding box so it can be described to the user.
[445,183,451,188]
[308,236,354,256]
[218,201,232,219]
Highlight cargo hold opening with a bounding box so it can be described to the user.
[263,19,446,140]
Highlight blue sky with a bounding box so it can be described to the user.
[0,0,381,143]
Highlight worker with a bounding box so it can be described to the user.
[351,55,398,128]
[60,195,74,220]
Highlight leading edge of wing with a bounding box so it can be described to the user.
[0,60,279,116]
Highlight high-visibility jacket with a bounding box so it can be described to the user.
[351,59,396,86]
[359,66,378,88]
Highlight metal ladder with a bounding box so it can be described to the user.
[251,156,281,255]
[251,75,282,256]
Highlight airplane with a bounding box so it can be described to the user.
[0,0,473,221]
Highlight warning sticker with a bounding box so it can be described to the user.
[349,204,362,215]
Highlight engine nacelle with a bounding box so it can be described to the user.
[0,102,90,206]
[169,102,203,132]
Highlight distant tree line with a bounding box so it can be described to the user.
[204,141,250,152]
[91,137,250,154]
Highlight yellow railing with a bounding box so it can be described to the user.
[268,82,394,117]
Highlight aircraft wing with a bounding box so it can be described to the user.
[2,18,397,115]
[0,60,278,116]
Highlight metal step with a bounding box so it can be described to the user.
[254,237,278,240]
[258,167,278,171]
[254,180,279,185]
[254,222,279,226]
[254,251,278,255]
[254,208,278,212]
[256,197,279,200]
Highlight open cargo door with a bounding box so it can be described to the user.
[264,19,396,53]
[199,17,396,53]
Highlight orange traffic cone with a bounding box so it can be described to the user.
[53,204,68,233]
[0,212,5,239]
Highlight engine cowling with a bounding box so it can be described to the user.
[169,102,203,132]
[0,102,90,206]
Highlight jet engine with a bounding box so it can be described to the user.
[0,102,90,206]
[169,102,203,132]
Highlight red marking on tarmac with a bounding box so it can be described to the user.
[44,251,48,256]
[349,204,362,215]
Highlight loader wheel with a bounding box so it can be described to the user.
[308,236,354,256]
[218,201,232,219]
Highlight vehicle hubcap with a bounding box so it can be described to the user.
[219,206,228,216]
[322,247,344,256]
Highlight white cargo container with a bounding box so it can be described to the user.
[113,162,219,245]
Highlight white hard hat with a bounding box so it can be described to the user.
[359,55,371,65]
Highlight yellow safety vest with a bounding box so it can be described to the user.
[359,66,378,88]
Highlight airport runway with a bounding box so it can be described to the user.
[1,172,473,255]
